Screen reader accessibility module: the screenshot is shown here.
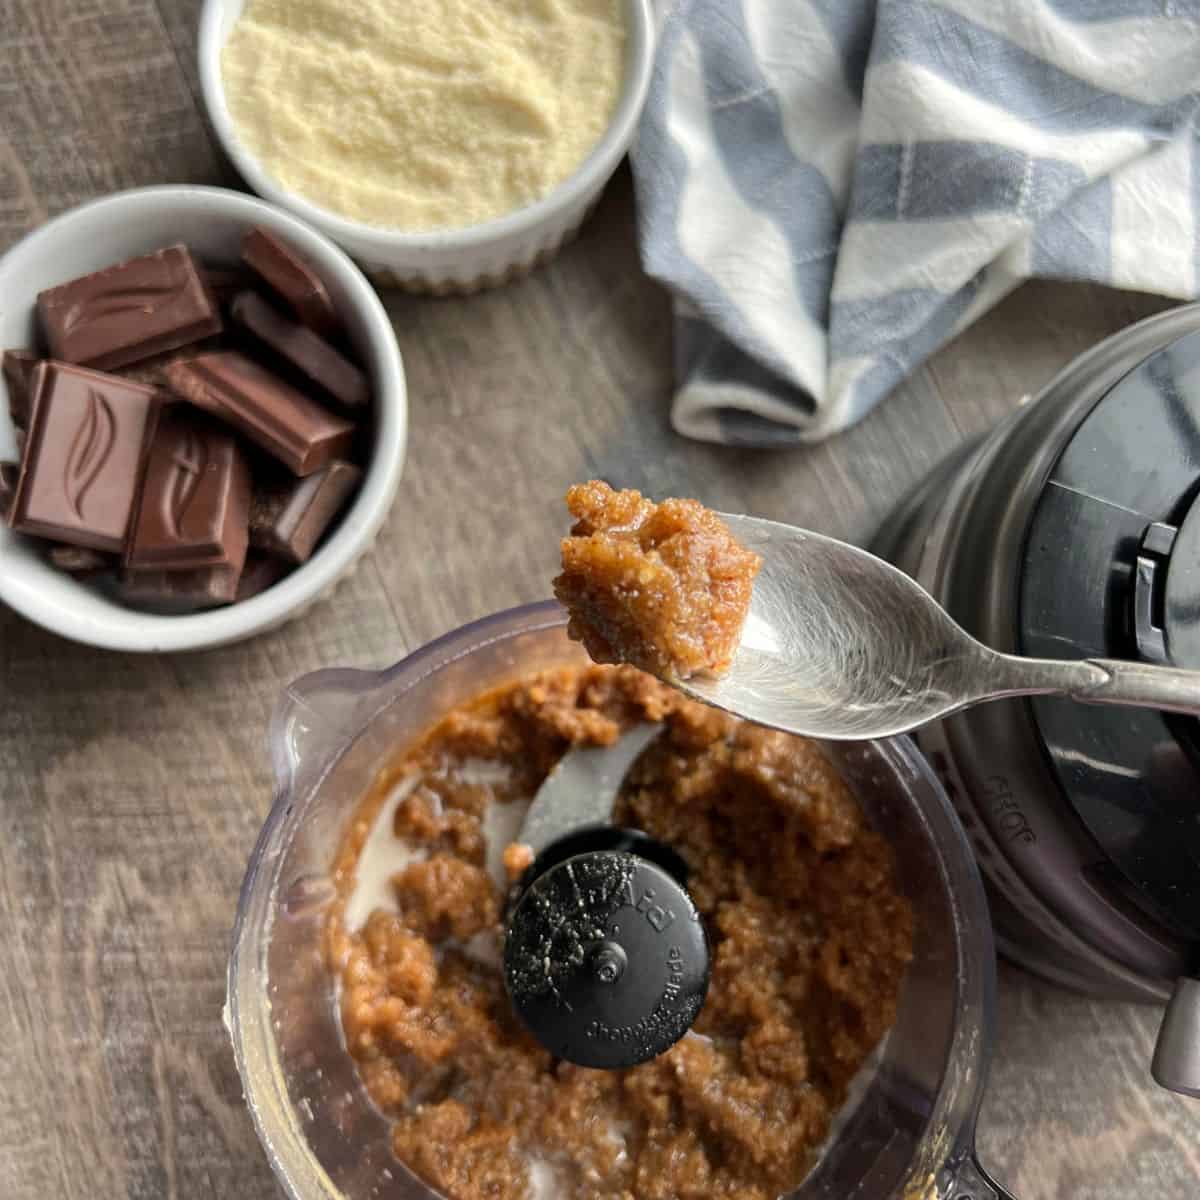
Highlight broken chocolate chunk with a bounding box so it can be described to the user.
[201,265,256,307]
[47,544,113,576]
[242,228,339,336]
[250,459,362,564]
[0,461,18,519]
[164,352,354,476]
[118,337,226,391]
[2,349,40,429]
[235,552,290,601]
[118,565,240,611]
[231,291,368,410]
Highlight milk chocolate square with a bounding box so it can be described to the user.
[126,409,252,571]
[37,244,223,371]
[8,363,159,552]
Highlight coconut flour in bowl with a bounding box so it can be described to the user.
[221,0,627,231]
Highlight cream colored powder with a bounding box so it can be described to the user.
[221,0,627,231]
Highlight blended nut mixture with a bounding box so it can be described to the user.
[327,665,913,1200]
[554,482,762,680]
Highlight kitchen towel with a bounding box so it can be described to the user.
[630,0,1200,446]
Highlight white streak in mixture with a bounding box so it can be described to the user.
[602,1118,631,1165]
[344,775,424,933]
[345,762,534,938]
[462,930,504,970]
[458,757,514,788]
[481,796,532,892]
[527,1159,564,1200]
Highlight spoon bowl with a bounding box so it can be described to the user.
[674,515,1200,741]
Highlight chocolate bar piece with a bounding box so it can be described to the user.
[242,228,339,336]
[119,336,225,391]
[119,565,239,611]
[236,552,290,601]
[37,244,223,371]
[165,352,354,476]
[3,349,40,428]
[8,363,159,552]
[126,409,252,571]
[0,462,18,519]
[201,265,255,307]
[48,544,112,575]
[231,291,368,410]
[250,459,362,564]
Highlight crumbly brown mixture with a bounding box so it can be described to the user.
[327,666,913,1200]
[553,481,762,680]
[503,841,535,883]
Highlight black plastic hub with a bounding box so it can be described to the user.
[503,830,709,1070]
[512,824,691,895]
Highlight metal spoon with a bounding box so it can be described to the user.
[669,515,1200,741]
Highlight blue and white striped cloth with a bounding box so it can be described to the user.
[630,0,1200,446]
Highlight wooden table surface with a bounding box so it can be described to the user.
[1,3,1197,1198]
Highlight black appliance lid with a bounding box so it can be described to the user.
[1020,328,1200,943]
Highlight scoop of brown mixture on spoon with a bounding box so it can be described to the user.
[553,480,762,680]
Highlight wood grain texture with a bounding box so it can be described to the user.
[0,3,1195,1198]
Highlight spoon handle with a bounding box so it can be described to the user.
[1074,658,1200,716]
[994,653,1200,716]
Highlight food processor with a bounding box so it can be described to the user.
[874,304,1200,1098]
[229,603,1015,1200]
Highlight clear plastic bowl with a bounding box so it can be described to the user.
[229,602,1012,1200]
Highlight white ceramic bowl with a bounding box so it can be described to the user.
[197,0,656,293]
[0,185,407,653]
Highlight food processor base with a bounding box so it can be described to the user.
[873,451,1181,1006]
[873,305,1200,1100]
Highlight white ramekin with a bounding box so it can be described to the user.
[0,186,407,653]
[197,0,656,293]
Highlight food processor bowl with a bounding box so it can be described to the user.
[229,602,1012,1200]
